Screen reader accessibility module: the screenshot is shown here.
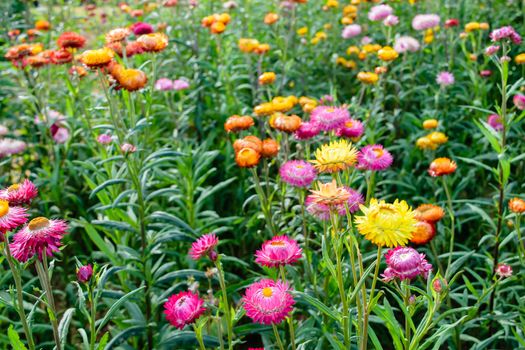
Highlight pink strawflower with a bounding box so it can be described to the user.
[0,138,26,158]
[189,233,219,260]
[357,144,393,171]
[295,122,320,140]
[337,187,364,215]
[0,125,8,136]
[383,15,399,26]
[0,200,28,233]
[495,263,513,278]
[255,235,302,267]
[305,195,331,221]
[173,79,190,91]
[368,4,393,21]
[480,70,492,78]
[436,71,454,87]
[164,291,206,329]
[131,22,154,35]
[490,26,522,45]
[382,246,432,282]
[320,95,334,105]
[394,36,420,53]
[242,279,295,325]
[484,45,500,56]
[513,94,525,110]
[361,36,372,45]
[77,264,93,283]
[0,180,38,206]
[310,106,350,131]
[487,114,503,131]
[121,143,136,153]
[279,160,316,188]
[97,134,112,145]
[154,78,174,91]
[306,188,363,220]
[412,14,440,31]
[51,125,69,144]
[10,217,68,262]
[336,118,364,139]
[342,24,362,39]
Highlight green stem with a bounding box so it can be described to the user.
[250,168,277,235]
[279,266,296,350]
[194,324,207,350]
[36,257,61,350]
[361,246,382,350]
[89,284,96,350]
[442,177,455,279]
[272,324,285,350]
[215,259,233,350]
[365,171,376,205]
[3,242,35,350]
[403,283,411,350]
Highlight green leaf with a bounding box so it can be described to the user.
[7,325,28,350]
[59,308,75,347]
[293,291,341,322]
[96,286,145,334]
[89,179,127,199]
[79,220,119,265]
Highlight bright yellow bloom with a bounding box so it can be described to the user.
[416,137,437,150]
[354,199,417,247]
[423,119,438,129]
[346,46,360,56]
[309,180,350,206]
[377,46,398,62]
[297,27,308,36]
[343,5,358,15]
[310,139,358,173]
[357,71,379,84]
[515,53,525,64]
[325,0,338,8]
[258,72,276,85]
[428,131,448,145]
[363,44,381,53]
[465,22,480,33]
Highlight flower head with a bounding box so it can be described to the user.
[242,279,295,325]
[428,157,457,176]
[224,115,254,133]
[77,264,93,283]
[0,180,38,206]
[255,236,302,267]
[189,233,219,260]
[414,204,444,222]
[383,15,399,26]
[336,119,364,139]
[80,48,114,68]
[310,106,349,131]
[131,22,154,35]
[368,4,393,21]
[490,26,521,45]
[342,24,362,39]
[173,79,190,91]
[97,134,112,145]
[0,200,28,233]
[394,36,420,53]
[513,94,525,110]
[509,198,525,213]
[412,14,440,31]
[155,78,174,91]
[495,263,513,278]
[120,143,137,153]
[295,122,320,140]
[10,217,68,262]
[311,139,358,173]
[0,138,26,158]
[164,291,206,329]
[57,32,86,49]
[436,71,454,87]
[487,114,503,131]
[382,246,432,281]
[309,180,350,207]
[357,145,393,171]
[410,220,436,245]
[355,199,417,247]
[279,160,316,188]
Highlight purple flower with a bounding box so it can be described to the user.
[97,133,112,145]
[382,247,432,282]
[155,78,174,91]
[357,144,393,171]
[487,114,503,131]
[394,36,420,53]
[490,26,522,45]
[368,4,393,21]
[342,24,362,39]
[279,160,317,188]
[173,79,190,91]
[294,122,320,140]
[77,264,93,283]
[412,14,440,31]
[513,94,525,110]
[131,22,154,35]
[436,71,454,87]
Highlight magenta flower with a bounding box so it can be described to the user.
[487,114,503,131]
[337,187,364,215]
[0,180,38,206]
[255,235,302,267]
[394,36,420,53]
[490,26,522,45]
[306,188,363,220]
[295,122,320,140]
[320,95,334,105]
[77,264,93,283]
[154,78,174,91]
[0,138,27,158]
[341,24,362,39]
[495,263,513,278]
[382,247,432,282]
[120,143,136,153]
[484,45,500,56]
[0,200,28,233]
[357,144,393,171]
[412,14,440,31]
[279,160,316,188]
[97,133,112,145]
[513,94,525,110]
[336,118,364,139]
[51,125,69,144]
[305,195,331,221]
[368,4,393,21]
[164,291,205,329]
[436,71,454,87]
[480,70,492,78]
[173,79,190,91]
[310,106,350,131]
[189,233,219,260]
[131,22,154,35]
[10,217,68,262]
[242,279,295,325]
[383,15,399,26]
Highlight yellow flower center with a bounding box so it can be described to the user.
[28,217,50,230]
[0,200,9,217]
[262,287,273,297]
[372,148,384,158]
[270,240,286,246]
[8,184,20,192]
[326,108,334,113]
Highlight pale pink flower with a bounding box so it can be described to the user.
[120,143,136,153]
[436,71,454,87]
[368,4,393,21]
[383,15,399,26]
[10,217,68,262]
[242,279,294,325]
[412,14,440,31]
[173,79,190,91]
[97,134,112,145]
[342,24,362,39]
[513,94,525,110]
[394,36,420,53]
[52,126,69,144]
[155,78,174,91]
[0,138,27,158]
[487,114,503,131]
[255,235,302,267]
[495,263,513,278]
[164,291,205,329]
[490,26,522,45]
[484,45,500,56]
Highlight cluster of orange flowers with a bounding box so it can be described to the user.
[233,136,279,167]
[118,2,158,17]
[252,95,317,116]
[238,39,270,55]
[201,13,231,34]
[341,4,358,25]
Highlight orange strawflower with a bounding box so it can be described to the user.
[233,136,263,154]
[224,115,254,132]
[414,204,445,222]
[236,148,261,167]
[264,13,279,25]
[80,48,114,68]
[428,157,457,177]
[509,198,525,214]
[410,221,436,245]
[35,20,51,31]
[137,33,168,52]
[258,72,276,85]
[270,113,302,133]
[57,32,86,49]
[261,139,279,158]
